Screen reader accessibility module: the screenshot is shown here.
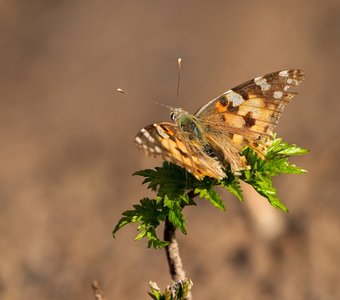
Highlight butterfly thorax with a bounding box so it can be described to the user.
[170,107,204,141]
[170,107,223,162]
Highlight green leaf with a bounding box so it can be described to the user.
[163,194,187,234]
[168,207,186,234]
[262,158,307,176]
[220,171,243,201]
[266,137,309,157]
[146,229,169,249]
[148,282,164,300]
[194,186,225,210]
[244,172,288,212]
[237,137,308,211]
[134,162,195,199]
[112,197,168,248]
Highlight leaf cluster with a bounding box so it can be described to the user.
[240,137,308,211]
[148,279,192,300]
[113,137,308,248]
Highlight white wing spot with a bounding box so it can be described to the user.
[287,78,293,84]
[279,70,289,77]
[154,146,162,153]
[135,136,143,144]
[254,77,271,92]
[284,85,290,91]
[154,124,170,139]
[273,91,283,99]
[141,128,155,143]
[142,144,148,150]
[226,90,244,106]
[148,136,155,143]
[142,128,150,138]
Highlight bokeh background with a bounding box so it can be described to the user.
[1,1,339,299]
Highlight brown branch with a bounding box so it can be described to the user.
[164,217,192,300]
[92,280,107,300]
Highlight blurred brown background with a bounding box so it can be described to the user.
[1,1,339,299]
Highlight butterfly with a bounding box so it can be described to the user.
[135,69,305,180]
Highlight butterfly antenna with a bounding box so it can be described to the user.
[116,88,171,110]
[176,58,182,106]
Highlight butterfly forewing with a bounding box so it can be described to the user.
[135,123,225,180]
[195,69,305,157]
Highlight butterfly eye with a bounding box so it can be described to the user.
[170,112,176,121]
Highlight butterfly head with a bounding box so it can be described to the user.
[170,107,186,122]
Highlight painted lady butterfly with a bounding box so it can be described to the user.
[135,69,305,180]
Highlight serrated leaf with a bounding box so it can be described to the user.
[194,186,225,210]
[148,237,169,249]
[277,146,309,156]
[112,217,133,238]
[113,197,169,248]
[245,173,288,212]
[262,158,307,176]
[180,193,190,205]
[135,228,147,240]
[266,137,309,158]
[134,162,197,200]
[220,174,243,201]
[168,208,186,234]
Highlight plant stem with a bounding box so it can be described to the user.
[164,217,192,299]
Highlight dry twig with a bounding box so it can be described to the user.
[164,217,192,300]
